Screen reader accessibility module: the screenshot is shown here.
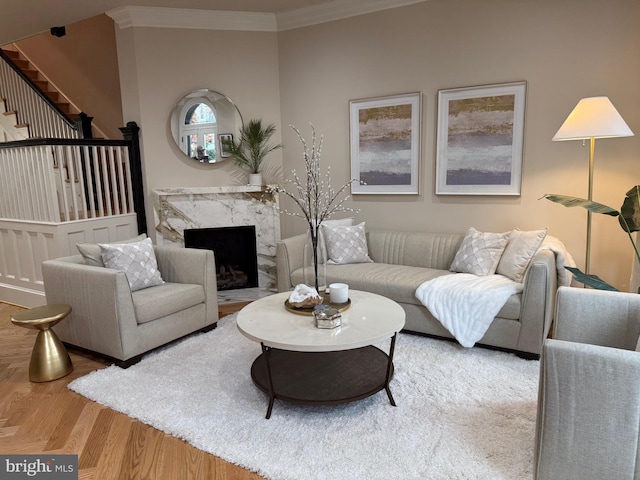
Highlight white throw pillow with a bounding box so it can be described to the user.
[496,228,548,282]
[77,233,147,267]
[321,222,373,265]
[450,227,511,276]
[99,237,164,291]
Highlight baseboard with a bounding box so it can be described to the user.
[0,283,47,308]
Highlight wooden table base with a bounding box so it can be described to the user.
[251,334,398,419]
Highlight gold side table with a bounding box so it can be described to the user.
[11,304,73,382]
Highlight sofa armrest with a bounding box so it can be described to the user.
[276,233,307,292]
[534,339,640,480]
[41,258,136,360]
[553,286,640,350]
[516,249,557,354]
[154,246,218,326]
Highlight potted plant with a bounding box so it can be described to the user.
[543,185,640,291]
[223,119,283,186]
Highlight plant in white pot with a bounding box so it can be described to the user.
[223,119,283,186]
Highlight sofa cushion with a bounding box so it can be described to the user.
[77,233,147,267]
[322,222,373,265]
[132,282,205,325]
[450,227,510,276]
[292,262,521,320]
[497,228,548,282]
[100,238,164,291]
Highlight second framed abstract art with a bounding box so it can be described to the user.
[435,81,526,196]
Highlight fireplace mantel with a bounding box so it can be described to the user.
[153,186,280,290]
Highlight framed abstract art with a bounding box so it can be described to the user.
[349,92,421,195]
[435,81,526,195]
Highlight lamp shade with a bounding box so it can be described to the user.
[552,96,634,141]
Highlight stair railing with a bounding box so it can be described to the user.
[0,49,85,139]
[0,123,147,234]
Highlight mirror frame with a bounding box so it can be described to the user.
[170,89,243,164]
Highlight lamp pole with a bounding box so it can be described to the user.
[585,137,596,275]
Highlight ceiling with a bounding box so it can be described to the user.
[0,0,398,45]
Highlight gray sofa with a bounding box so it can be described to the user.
[42,246,218,367]
[276,229,557,358]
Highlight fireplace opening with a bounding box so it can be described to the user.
[184,226,259,291]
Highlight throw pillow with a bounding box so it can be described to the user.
[450,227,511,276]
[496,228,548,282]
[318,218,354,263]
[321,222,373,265]
[77,233,147,267]
[99,237,164,291]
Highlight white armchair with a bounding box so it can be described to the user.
[42,245,218,368]
[534,286,640,480]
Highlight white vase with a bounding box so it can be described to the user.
[248,173,262,186]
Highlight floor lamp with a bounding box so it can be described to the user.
[552,96,634,274]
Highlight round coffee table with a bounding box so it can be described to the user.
[237,290,405,418]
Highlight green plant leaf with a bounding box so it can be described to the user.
[542,194,619,217]
[564,266,619,291]
[619,185,640,232]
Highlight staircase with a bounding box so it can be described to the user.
[0,97,29,140]
[1,47,80,122]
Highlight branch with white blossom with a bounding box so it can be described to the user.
[266,124,359,230]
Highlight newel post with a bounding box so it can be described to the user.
[119,121,148,235]
[75,113,94,139]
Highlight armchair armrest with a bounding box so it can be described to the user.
[276,233,306,292]
[534,338,640,480]
[554,286,640,350]
[41,256,136,360]
[516,249,557,354]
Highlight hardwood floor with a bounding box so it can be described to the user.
[0,302,264,480]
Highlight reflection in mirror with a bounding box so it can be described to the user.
[170,89,243,164]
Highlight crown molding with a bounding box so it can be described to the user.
[107,1,428,33]
[276,0,428,30]
[106,6,277,32]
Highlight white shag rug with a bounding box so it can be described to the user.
[69,314,540,480]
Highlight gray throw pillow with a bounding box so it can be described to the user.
[77,233,147,267]
[450,227,511,276]
[318,218,353,263]
[322,222,373,265]
[99,237,164,291]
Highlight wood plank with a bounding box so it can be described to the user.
[0,301,264,479]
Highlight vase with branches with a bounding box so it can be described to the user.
[267,124,358,293]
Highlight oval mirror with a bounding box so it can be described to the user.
[170,89,243,164]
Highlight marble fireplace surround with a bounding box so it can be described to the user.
[152,186,280,295]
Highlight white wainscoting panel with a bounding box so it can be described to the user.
[0,214,138,307]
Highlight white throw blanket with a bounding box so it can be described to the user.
[414,235,574,348]
[415,274,522,348]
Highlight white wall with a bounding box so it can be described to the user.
[277,0,640,290]
[112,0,640,291]
[114,25,283,241]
